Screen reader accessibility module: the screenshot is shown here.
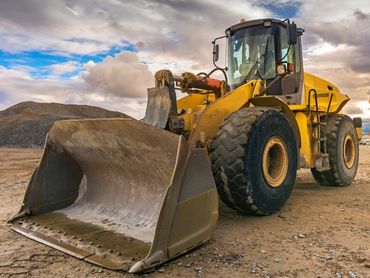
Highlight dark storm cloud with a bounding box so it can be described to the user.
[0,0,368,117]
[354,9,369,20]
[303,9,370,73]
[0,0,271,65]
[0,0,272,116]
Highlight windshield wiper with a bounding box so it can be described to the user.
[240,54,264,85]
[240,31,271,85]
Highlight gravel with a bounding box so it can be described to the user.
[0,101,129,148]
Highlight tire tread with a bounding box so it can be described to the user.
[311,115,356,187]
[209,107,270,215]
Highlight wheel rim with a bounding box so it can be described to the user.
[262,136,289,188]
[343,134,355,169]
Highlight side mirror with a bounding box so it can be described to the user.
[211,35,227,70]
[288,23,297,45]
[213,43,219,62]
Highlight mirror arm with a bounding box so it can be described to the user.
[212,35,227,44]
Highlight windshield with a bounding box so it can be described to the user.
[228,25,276,88]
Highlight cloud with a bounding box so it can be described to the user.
[0,65,81,105]
[0,65,147,119]
[50,61,81,75]
[297,0,370,23]
[0,0,271,68]
[297,2,370,73]
[354,9,369,20]
[295,1,370,114]
[0,0,369,120]
[343,103,364,116]
[304,47,370,108]
[82,52,153,98]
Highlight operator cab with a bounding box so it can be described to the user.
[215,18,304,104]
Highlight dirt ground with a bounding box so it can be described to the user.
[0,147,369,278]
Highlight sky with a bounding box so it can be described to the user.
[0,0,369,119]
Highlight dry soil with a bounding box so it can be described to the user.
[0,147,369,278]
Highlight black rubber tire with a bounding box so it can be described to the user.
[353,117,362,128]
[311,115,359,187]
[209,107,298,215]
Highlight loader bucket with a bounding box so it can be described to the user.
[10,118,218,273]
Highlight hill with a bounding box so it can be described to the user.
[0,101,129,148]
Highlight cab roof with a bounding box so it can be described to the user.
[226,18,289,36]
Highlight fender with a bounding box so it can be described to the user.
[250,96,301,147]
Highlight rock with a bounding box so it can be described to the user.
[158,268,166,273]
[185,263,192,268]
[357,257,366,263]
[298,233,306,238]
[219,253,243,263]
[195,267,204,273]
[348,271,356,278]
[260,250,267,254]
[274,258,280,263]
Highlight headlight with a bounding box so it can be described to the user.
[276,64,286,75]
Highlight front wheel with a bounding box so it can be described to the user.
[209,107,298,215]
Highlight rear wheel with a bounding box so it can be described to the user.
[209,107,298,215]
[311,115,359,186]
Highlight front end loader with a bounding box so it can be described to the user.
[10,18,361,273]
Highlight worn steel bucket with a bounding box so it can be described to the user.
[10,118,218,273]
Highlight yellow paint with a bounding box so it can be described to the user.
[303,72,349,113]
[188,80,261,147]
[343,134,356,169]
[177,94,206,111]
[356,127,362,140]
[262,136,289,187]
[177,93,217,132]
[175,71,359,169]
[294,111,314,167]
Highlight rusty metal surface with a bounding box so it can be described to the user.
[11,118,218,273]
[142,87,172,128]
[12,213,150,269]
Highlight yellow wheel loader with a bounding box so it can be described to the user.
[10,18,361,273]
